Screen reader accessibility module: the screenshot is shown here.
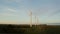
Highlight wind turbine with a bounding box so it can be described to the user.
[37,16,39,25]
[35,16,39,25]
[29,10,32,27]
[35,16,37,26]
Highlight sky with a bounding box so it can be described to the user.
[0,0,60,24]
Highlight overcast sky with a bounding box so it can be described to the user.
[0,0,60,24]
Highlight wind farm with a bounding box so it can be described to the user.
[0,10,59,34]
[0,0,60,34]
[0,8,60,34]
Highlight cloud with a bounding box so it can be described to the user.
[4,0,23,3]
[50,10,60,16]
[32,8,54,17]
[7,8,16,12]
[47,9,60,18]
[0,6,19,16]
[0,13,18,16]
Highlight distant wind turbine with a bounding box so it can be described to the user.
[37,16,39,25]
[35,16,39,26]
[35,16,37,25]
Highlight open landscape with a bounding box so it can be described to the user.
[0,0,60,34]
[0,24,60,34]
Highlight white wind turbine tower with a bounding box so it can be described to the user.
[35,16,37,26]
[29,10,32,27]
[37,16,39,25]
[35,16,39,26]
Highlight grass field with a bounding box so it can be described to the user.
[0,24,60,34]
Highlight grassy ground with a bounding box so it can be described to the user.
[0,24,60,34]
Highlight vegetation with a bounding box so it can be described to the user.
[0,24,60,34]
